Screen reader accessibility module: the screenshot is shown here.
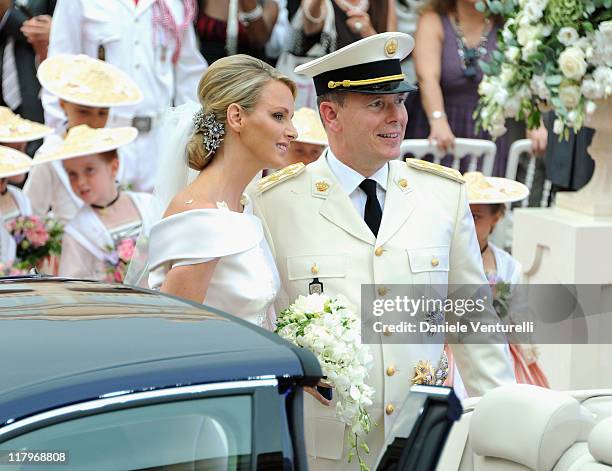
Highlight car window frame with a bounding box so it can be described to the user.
[0,378,296,469]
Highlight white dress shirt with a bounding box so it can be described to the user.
[325,149,388,217]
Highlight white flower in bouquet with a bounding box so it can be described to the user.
[476,0,612,138]
[275,293,374,469]
[557,27,579,46]
[530,74,550,100]
[559,47,587,81]
[599,20,612,40]
[558,83,582,109]
[585,100,598,115]
[581,78,603,100]
[521,40,541,61]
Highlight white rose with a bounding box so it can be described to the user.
[505,46,520,62]
[524,2,544,22]
[541,25,553,37]
[581,78,603,100]
[517,25,539,46]
[558,47,587,80]
[557,27,579,46]
[502,26,514,43]
[599,21,612,41]
[553,118,564,135]
[558,84,581,109]
[585,100,597,115]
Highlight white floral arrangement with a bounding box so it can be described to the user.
[275,293,375,470]
[475,0,612,139]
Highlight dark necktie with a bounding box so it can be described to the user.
[359,179,382,237]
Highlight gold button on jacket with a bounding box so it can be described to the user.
[386,366,396,376]
[385,404,395,415]
[375,246,384,256]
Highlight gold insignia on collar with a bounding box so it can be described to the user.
[406,159,465,183]
[257,163,306,193]
[384,38,399,57]
[315,180,330,192]
[398,178,408,189]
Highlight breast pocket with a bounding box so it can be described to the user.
[407,246,450,286]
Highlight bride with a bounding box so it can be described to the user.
[143,54,297,329]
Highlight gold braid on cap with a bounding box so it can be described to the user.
[327,73,406,90]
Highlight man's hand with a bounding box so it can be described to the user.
[20,15,52,61]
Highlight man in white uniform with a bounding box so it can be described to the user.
[42,0,207,192]
[253,32,515,469]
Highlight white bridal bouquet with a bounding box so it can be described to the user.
[275,293,375,470]
[476,0,612,138]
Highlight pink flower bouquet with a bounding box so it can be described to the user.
[7,216,64,271]
[104,237,137,283]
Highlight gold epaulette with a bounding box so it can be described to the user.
[257,163,306,193]
[406,159,465,183]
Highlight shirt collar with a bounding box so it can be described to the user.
[325,149,388,195]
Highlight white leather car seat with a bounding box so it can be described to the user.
[469,385,594,471]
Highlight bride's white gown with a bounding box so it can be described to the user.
[147,197,280,329]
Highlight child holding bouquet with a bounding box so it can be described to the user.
[33,125,155,282]
[0,145,62,272]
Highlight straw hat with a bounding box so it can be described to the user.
[38,54,143,107]
[33,125,138,165]
[0,145,33,179]
[0,107,53,143]
[464,172,529,204]
[292,107,328,146]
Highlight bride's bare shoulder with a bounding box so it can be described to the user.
[163,188,217,219]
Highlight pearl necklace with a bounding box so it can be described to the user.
[334,0,369,12]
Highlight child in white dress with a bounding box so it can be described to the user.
[0,146,34,264]
[446,172,549,397]
[33,125,155,282]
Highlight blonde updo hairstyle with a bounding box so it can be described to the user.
[187,54,297,171]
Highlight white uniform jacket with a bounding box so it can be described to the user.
[253,156,515,468]
[43,0,208,191]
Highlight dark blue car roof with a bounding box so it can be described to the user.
[0,278,320,427]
